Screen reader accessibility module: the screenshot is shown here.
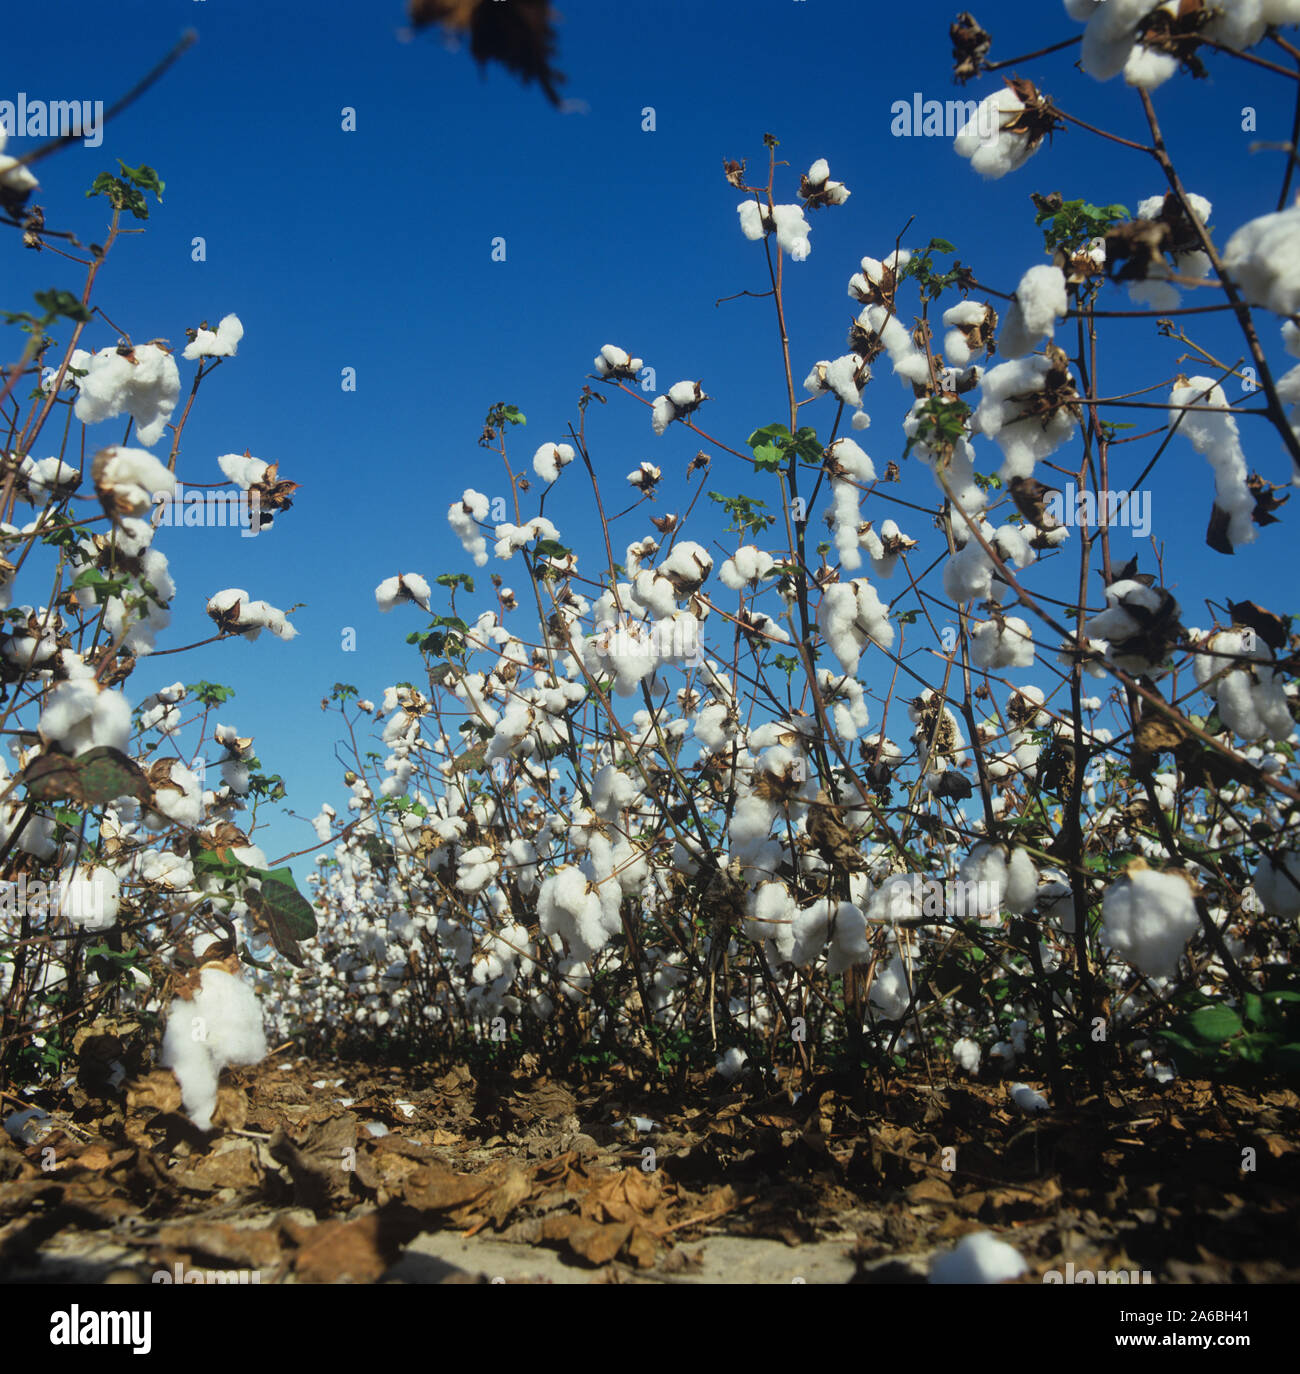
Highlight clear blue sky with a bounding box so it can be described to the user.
[3,0,1296,882]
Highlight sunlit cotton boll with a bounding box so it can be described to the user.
[448,488,490,566]
[997,265,1067,358]
[1101,867,1200,980]
[375,573,432,613]
[533,442,575,483]
[970,616,1035,670]
[91,445,176,522]
[182,313,244,360]
[38,681,131,756]
[817,578,893,674]
[70,344,180,447]
[953,87,1042,179]
[1222,202,1300,317]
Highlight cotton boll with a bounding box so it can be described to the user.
[719,545,776,591]
[375,573,432,613]
[973,354,1080,481]
[1009,1083,1049,1114]
[1101,866,1200,980]
[161,967,268,1130]
[817,578,893,674]
[952,1037,981,1075]
[91,445,176,522]
[594,344,644,380]
[183,314,244,360]
[930,1230,1027,1284]
[38,681,131,756]
[533,442,575,483]
[57,866,120,931]
[868,953,914,1019]
[1253,849,1300,918]
[1223,204,1300,316]
[953,87,1044,179]
[942,300,996,367]
[71,344,180,447]
[969,616,1035,670]
[448,489,490,566]
[1168,377,1255,550]
[998,265,1068,358]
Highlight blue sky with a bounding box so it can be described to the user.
[3,0,1297,883]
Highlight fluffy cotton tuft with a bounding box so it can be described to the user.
[182,314,244,360]
[929,1231,1027,1284]
[1101,867,1200,980]
[161,967,268,1130]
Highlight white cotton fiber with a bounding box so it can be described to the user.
[161,967,268,1130]
[930,1231,1026,1284]
[1101,867,1200,980]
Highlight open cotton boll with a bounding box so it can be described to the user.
[1253,849,1300,918]
[1168,378,1255,550]
[70,343,180,447]
[91,445,176,522]
[973,354,1080,480]
[38,681,131,756]
[1009,1083,1049,1114]
[868,953,914,1019]
[858,304,931,386]
[1223,204,1300,316]
[719,545,776,591]
[142,760,204,830]
[448,489,490,566]
[930,1231,1027,1284]
[533,442,575,483]
[942,300,996,368]
[205,590,297,641]
[716,1046,749,1081]
[161,966,268,1131]
[804,353,868,407]
[1101,867,1200,980]
[953,87,1042,179]
[375,573,432,613]
[0,126,38,196]
[997,265,1067,358]
[817,578,893,674]
[594,344,643,380]
[952,1037,981,1075]
[57,866,120,931]
[970,616,1035,670]
[183,313,244,360]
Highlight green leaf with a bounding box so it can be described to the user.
[1186,1003,1243,1043]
